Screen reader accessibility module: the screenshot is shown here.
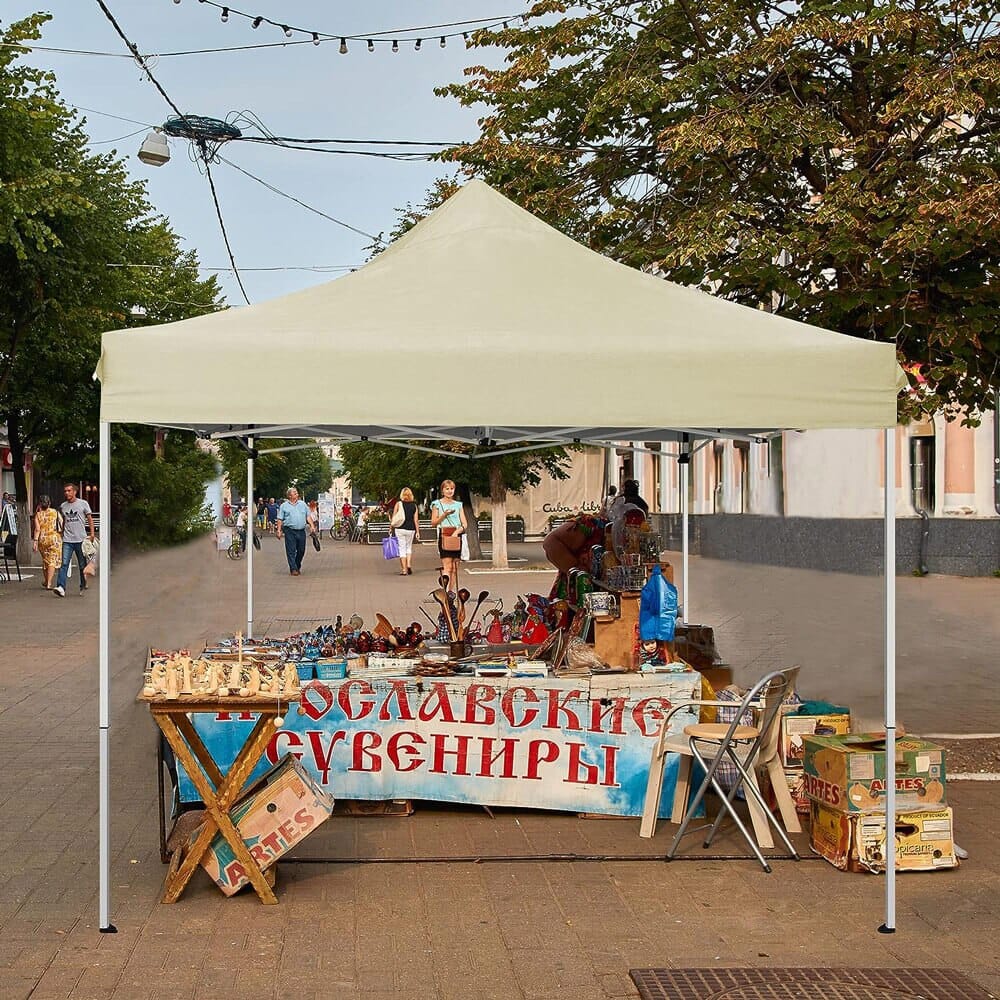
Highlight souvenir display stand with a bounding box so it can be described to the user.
[140,689,298,904]
[96,180,903,929]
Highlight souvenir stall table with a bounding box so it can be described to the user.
[173,667,704,818]
[96,179,903,930]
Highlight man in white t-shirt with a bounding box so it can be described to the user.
[54,483,95,597]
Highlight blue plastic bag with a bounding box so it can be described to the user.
[382,534,400,560]
[639,564,678,641]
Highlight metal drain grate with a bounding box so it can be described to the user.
[629,968,994,999]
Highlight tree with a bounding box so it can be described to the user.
[0,15,223,560]
[437,0,1000,421]
[217,439,333,504]
[337,440,572,568]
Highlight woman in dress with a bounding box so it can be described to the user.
[32,495,62,590]
[430,479,467,591]
[391,487,421,576]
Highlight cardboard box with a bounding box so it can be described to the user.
[781,713,851,768]
[783,768,811,816]
[802,733,946,813]
[809,801,958,873]
[197,755,335,896]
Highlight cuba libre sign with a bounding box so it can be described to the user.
[541,500,601,514]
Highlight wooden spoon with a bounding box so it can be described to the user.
[431,589,458,641]
[463,590,490,638]
[457,588,471,633]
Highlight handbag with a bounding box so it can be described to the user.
[382,534,400,560]
[390,503,405,529]
[311,533,321,552]
[440,527,462,552]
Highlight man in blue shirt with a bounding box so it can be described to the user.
[275,487,312,576]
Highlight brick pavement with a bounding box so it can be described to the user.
[1,535,998,999]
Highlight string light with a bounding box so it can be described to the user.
[392,39,398,52]
[339,37,347,54]
[414,38,421,50]
[167,3,524,52]
[312,32,320,45]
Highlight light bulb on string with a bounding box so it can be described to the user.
[367,39,374,52]
[339,37,348,54]
[251,15,262,28]
[282,24,292,37]
[503,21,509,28]
[414,38,421,50]
[463,32,469,42]
[440,36,446,47]
[312,32,320,46]
[391,39,398,52]
[172,0,181,5]
[220,7,229,22]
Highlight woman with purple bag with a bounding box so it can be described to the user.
[390,487,420,576]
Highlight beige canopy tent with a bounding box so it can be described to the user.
[95,180,904,933]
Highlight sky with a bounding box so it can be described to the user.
[7,1,530,305]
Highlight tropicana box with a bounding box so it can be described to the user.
[194,755,335,896]
[809,803,958,873]
[802,733,946,814]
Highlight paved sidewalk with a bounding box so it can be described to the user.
[1,536,998,999]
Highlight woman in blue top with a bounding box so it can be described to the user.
[430,479,467,590]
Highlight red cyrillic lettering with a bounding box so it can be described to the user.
[215,711,255,722]
[501,687,540,728]
[589,697,627,735]
[418,683,457,723]
[308,730,347,783]
[564,742,599,784]
[266,729,303,765]
[464,684,497,726]
[387,731,426,772]
[378,679,415,721]
[429,733,472,775]
[525,739,560,779]
[600,744,619,787]
[632,697,672,737]
[299,681,334,721]
[349,730,382,771]
[338,680,376,721]
[545,689,584,732]
[477,737,518,778]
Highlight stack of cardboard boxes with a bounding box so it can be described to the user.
[779,710,852,816]
[802,733,958,873]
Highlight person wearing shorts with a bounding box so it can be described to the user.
[391,487,421,575]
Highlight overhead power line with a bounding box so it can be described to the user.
[93,0,252,304]
[217,155,382,244]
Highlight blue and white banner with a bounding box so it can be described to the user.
[179,673,702,818]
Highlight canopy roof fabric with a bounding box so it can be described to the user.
[97,180,901,433]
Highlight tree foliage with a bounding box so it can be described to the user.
[0,14,224,555]
[217,440,333,502]
[438,0,1000,420]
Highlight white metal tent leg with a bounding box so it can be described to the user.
[680,439,690,624]
[98,421,116,932]
[247,436,254,640]
[880,427,897,933]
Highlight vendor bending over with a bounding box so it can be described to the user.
[542,514,606,597]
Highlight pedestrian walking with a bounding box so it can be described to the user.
[266,497,278,534]
[53,483,95,597]
[390,487,420,576]
[275,487,313,576]
[32,495,62,590]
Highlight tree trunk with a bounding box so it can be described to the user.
[456,482,481,560]
[6,413,33,568]
[488,458,509,570]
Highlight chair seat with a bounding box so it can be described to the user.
[683,723,759,742]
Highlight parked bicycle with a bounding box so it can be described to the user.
[330,514,359,541]
[227,528,260,560]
